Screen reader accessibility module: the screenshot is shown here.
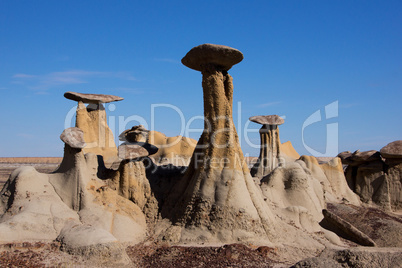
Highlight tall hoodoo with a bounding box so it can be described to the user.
[249,115,284,178]
[163,44,275,243]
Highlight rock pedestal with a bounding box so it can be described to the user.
[111,142,158,223]
[162,44,275,244]
[65,91,122,163]
[249,115,284,178]
[110,141,159,225]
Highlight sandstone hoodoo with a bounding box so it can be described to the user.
[64,91,122,163]
[161,44,275,244]
[111,142,159,224]
[249,115,284,179]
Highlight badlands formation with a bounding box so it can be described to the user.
[0,44,401,267]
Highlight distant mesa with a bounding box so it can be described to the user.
[60,127,86,149]
[181,43,243,72]
[249,115,284,126]
[64,91,124,104]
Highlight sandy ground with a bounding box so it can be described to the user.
[1,157,401,267]
[0,242,287,267]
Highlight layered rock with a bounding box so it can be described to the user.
[65,91,121,164]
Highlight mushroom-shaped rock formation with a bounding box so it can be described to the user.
[109,142,159,225]
[64,91,122,164]
[64,91,123,104]
[249,115,284,178]
[119,125,150,143]
[60,127,86,149]
[51,127,88,210]
[161,44,276,244]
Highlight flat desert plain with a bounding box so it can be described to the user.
[0,158,62,188]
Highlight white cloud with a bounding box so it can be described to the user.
[13,73,37,79]
[12,70,137,90]
[258,101,281,108]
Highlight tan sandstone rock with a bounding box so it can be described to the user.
[280,141,300,160]
[120,126,197,166]
[300,155,360,205]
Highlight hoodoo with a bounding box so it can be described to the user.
[161,44,276,244]
[249,115,284,178]
[64,91,123,163]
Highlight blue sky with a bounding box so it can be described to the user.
[0,0,401,157]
